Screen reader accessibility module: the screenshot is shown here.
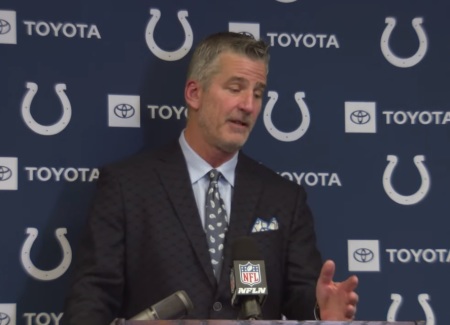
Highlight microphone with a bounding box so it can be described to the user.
[230,236,268,320]
[131,290,194,320]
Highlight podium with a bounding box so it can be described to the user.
[118,320,426,325]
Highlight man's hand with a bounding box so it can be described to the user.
[316,260,359,320]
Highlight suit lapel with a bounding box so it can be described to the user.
[219,152,264,285]
[155,142,217,287]
[153,145,264,290]
[228,153,263,239]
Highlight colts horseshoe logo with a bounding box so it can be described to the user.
[21,82,72,136]
[380,17,428,68]
[263,91,310,142]
[383,155,430,205]
[21,228,72,281]
[145,8,193,61]
[387,293,435,325]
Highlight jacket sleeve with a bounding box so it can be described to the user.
[61,166,125,325]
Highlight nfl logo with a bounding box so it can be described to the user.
[239,262,261,287]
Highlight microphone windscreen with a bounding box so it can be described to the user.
[231,236,263,260]
[152,290,194,319]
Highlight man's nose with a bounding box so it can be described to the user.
[239,91,255,112]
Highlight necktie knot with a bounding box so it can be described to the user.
[208,169,220,183]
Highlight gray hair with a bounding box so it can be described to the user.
[186,32,270,89]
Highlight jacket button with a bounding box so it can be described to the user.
[213,302,222,311]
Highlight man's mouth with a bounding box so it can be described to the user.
[228,119,249,127]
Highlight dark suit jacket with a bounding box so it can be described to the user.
[62,141,322,325]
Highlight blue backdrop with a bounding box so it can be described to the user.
[1,0,449,324]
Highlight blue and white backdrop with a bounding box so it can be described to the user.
[1,0,449,324]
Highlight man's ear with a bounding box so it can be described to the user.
[185,80,202,110]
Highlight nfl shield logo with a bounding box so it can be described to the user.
[239,262,261,286]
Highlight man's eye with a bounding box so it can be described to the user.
[229,87,240,93]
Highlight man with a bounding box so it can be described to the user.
[62,32,358,325]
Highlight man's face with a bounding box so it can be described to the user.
[195,52,267,154]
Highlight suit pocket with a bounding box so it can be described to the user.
[248,230,283,258]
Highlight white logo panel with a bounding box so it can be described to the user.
[0,303,16,325]
[229,22,260,40]
[0,157,18,190]
[0,10,17,44]
[348,240,380,272]
[345,102,376,133]
[108,95,141,128]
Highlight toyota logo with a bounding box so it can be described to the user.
[0,166,12,181]
[350,110,371,125]
[0,19,11,35]
[353,248,374,263]
[114,103,135,119]
[0,312,11,325]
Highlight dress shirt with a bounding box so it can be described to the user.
[179,131,237,228]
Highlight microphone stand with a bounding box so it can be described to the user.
[238,296,263,320]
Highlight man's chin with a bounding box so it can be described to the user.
[218,139,247,154]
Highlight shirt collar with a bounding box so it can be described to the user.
[179,130,237,186]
